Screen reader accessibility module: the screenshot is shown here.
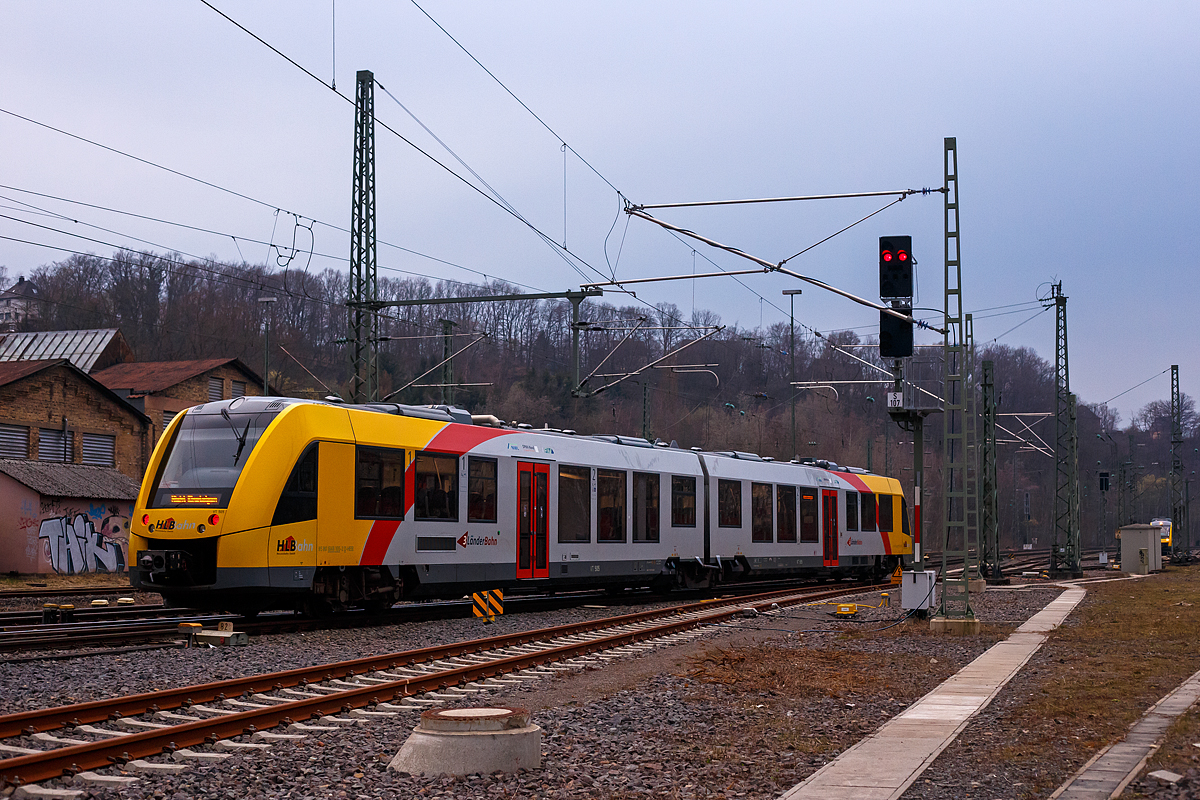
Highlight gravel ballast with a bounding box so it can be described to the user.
[0,584,1088,799]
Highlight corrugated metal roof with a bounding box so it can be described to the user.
[93,358,261,394]
[0,329,122,372]
[0,458,140,500]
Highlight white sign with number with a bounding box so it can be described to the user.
[887,392,903,409]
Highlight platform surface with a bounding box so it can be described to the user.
[778,587,1087,800]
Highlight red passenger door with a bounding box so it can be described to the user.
[516,462,549,579]
[822,489,839,567]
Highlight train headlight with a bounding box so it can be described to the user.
[197,524,206,534]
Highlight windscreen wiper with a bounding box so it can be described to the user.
[220,408,252,464]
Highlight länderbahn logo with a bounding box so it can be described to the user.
[457,532,499,548]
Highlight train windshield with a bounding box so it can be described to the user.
[149,408,279,508]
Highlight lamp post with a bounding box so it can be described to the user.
[258,296,277,395]
[782,289,802,459]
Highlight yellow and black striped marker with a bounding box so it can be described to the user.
[472,589,504,622]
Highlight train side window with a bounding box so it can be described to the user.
[415,451,458,521]
[356,446,405,519]
[718,479,742,527]
[671,475,696,527]
[633,472,660,542]
[272,443,318,526]
[751,483,773,542]
[861,492,877,532]
[597,469,626,542]
[878,493,894,532]
[799,491,819,542]
[901,497,911,535]
[558,465,591,543]
[777,485,797,543]
[467,457,498,522]
[845,491,859,531]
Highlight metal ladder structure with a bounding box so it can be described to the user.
[938,137,975,619]
[1049,282,1081,576]
[349,69,379,403]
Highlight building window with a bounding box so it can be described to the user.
[38,428,72,462]
[0,422,29,458]
[597,469,626,542]
[799,491,819,543]
[231,380,246,398]
[777,485,797,543]
[878,493,894,532]
[467,457,498,523]
[633,472,660,542]
[558,465,591,543]
[718,479,742,528]
[861,493,877,532]
[81,433,116,467]
[356,446,405,519]
[751,482,773,542]
[208,377,224,402]
[845,491,859,531]
[414,451,458,521]
[671,475,696,527]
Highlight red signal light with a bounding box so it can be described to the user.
[882,250,893,262]
[142,514,149,526]
[208,514,220,525]
[898,250,908,261]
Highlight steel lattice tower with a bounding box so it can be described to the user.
[349,69,378,403]
[939,137,974,618]
[981,360,1002,581]
[1171,365,1185,556]
[1049,283,1080,575]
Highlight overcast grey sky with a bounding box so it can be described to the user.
[1,2,1196,424]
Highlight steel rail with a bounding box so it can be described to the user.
[0,583,877,784]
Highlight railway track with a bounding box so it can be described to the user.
[0,581,882,788]
[0,578,855,655]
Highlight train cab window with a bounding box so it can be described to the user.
[671,476,696,527]
[751,483,773,542]
[777,485,797,543]
[901,497,911,535]
[272,443,318,526]
[597,469,626,542]
[860,492,877,532]
[878,493,894,532]
[415,451,458,521]
[718,480,742,528]
[467,457,498,523]
[633,472,660,542]
[845,491,859,531]
[356,446,405,519]
[558,465,591,543]
[799,491,819,542]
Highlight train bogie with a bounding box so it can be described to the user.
[129,397,911,612]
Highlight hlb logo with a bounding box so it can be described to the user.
[276,537,314,553]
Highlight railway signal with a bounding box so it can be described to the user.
[879,235,913,299]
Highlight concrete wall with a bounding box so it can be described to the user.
[0,362,148,480]
[0,473,133,574]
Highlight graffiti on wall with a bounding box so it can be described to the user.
[31,503,132,574]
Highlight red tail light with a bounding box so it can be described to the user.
[208,514,220,525]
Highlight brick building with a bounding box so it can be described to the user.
[92,358,267,445]
[0,360,149,575]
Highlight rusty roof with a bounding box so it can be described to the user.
[92,358,263,394]
[0,329,129,372]
[0,459,140,500]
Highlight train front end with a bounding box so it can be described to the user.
[129,396,286,609]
